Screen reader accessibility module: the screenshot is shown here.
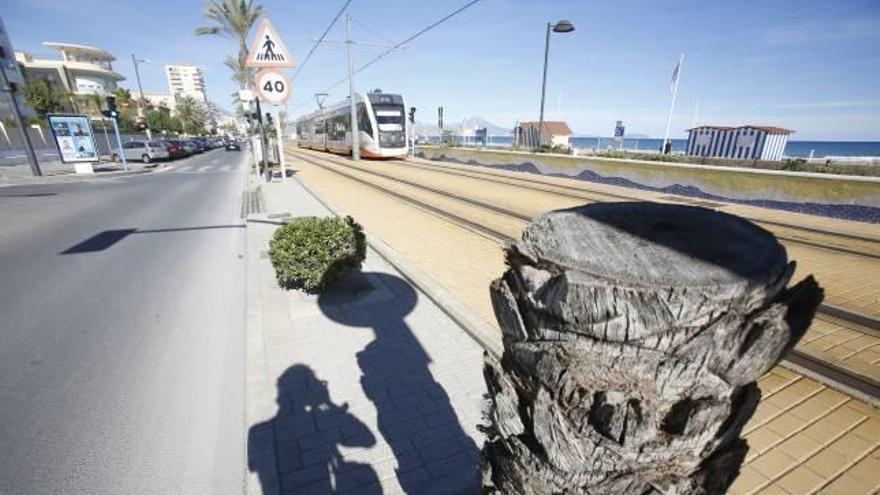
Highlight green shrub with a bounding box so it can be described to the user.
[268,215,366,293]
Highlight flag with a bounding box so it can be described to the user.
[670,57,682,94]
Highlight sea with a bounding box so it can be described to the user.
[474,136,880,159]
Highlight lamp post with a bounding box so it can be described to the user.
[538,20,575,146]
[131,54,152,140]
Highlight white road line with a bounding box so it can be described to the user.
[198,165,212,172]
[219,165,231,172]
[176,165,194,173]
[5,154,26,159]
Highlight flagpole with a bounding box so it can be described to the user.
[661,53,684,154]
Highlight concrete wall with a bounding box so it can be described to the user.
[416,146,880,209]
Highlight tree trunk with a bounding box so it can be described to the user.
[481,202,822,494]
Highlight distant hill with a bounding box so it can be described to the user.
[413,116,511,136]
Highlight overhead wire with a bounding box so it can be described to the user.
[292,0,353,80]
[320,0,485,94]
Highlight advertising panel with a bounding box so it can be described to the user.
[47,114,99,163]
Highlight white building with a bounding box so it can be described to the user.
[165,64,206,102]
[514,121,573,148]
[685,125,793,162]
[15,42,125,113]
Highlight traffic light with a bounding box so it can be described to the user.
[101,95,118,119]
[265,112,274,126]
[409,107,416,124]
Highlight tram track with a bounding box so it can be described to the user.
[403,155,880,246]
[295,148,880,322]
[289,148,880,403]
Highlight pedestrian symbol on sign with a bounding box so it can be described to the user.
[261,35,277,60]
[246,19,296,68]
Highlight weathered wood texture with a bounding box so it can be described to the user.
[481,202,823,494]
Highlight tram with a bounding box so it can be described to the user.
[295,90,408,158]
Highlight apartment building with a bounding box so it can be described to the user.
[165,64,206,102]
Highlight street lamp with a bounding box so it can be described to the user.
[538,20,575,146]
[131,54,152,140]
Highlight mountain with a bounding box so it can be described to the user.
[455,116,511,135]
[412,116,511,136]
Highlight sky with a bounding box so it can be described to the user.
[4,0,880,140]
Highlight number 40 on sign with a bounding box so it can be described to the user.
[255,69,291,104]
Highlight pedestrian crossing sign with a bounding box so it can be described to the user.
[246,18,296,69]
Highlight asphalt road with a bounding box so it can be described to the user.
[0,149,248,494]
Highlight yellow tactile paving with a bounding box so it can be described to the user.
[799,315,880,385]
[286,153,502,326]
[287,147,879,494]
[732,368,880,494]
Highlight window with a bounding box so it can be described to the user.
[358,104,372,137]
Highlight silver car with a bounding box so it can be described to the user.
[114,140,169,164]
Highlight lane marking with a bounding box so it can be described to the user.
[198,165,212,172]
[176,165,194,173]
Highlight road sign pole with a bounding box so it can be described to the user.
[254,97,269,177]
[111,116,128,170]
[275,106,286,182]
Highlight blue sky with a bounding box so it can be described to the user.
[4,0,879,139]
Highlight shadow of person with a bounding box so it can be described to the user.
[319,272,481,494]
[248,365,381,494]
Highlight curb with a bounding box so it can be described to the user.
[244,209,282,495]
[291,173,504,360]
[0,165,156,186]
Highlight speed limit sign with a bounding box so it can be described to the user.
[255,69,291,104]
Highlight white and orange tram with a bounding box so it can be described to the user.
[295,90,408,159]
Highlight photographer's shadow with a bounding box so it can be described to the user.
[248,365,381,494]
[319,272,480,493]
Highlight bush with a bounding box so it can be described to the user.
[268,216,366,293]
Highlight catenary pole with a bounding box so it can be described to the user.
[346,13,360,161]
[661,53,684,154]
[0,63,41,176]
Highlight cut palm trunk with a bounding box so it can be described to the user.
[481,202,823,494]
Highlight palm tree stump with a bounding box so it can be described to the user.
[481,202,823,494]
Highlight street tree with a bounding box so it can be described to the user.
[21,80,61,117]
[195,0,265,89]
[175,95,209,135]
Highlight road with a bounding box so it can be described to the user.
[0,148,249,494]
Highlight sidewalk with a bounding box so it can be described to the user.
[0,160,155,185]
[245,177,487,494]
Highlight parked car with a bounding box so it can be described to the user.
[113,140,169,163]
[189,139,206,153]
[174,140,197,156]
[225,139,241,151]
[162,140,186,159]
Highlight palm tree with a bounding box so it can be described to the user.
[195,0,265,89]
[223,54,253,90]
[175,95,208,135]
